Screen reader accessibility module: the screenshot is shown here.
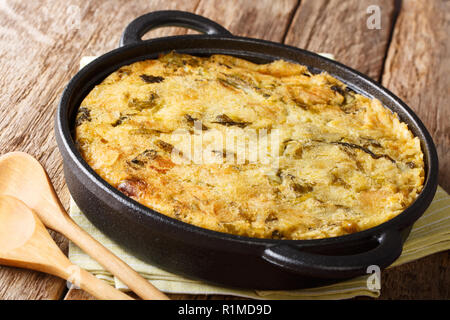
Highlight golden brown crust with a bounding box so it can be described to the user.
[75,52,424,240]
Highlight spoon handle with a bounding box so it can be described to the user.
[60,214,169,300]
[65,264,134,300]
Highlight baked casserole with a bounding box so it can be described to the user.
[75,52,424,240]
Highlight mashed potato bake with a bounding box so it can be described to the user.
[75,52,424,240]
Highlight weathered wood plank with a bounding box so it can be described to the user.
[285,0,449,299]
[381,252,449,299]
[382,0,450,193]
[64,288,96,300]
[194,0,299,41]
[284,0,397,80]
[379,0,450,299]
[0,249,67,300]
[1,0,447,300]
[0,0,200,300]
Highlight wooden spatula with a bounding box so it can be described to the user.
[0,152,169,300]
[0,195,134,300]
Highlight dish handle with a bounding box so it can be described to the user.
[262,230,403,279]
[120,10,233,47]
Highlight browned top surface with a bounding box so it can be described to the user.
[0,0,448,300]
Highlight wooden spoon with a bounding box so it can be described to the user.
[0,152,169,300]
[0,195,133,300]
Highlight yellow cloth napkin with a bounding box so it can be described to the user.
[69,56,450,299]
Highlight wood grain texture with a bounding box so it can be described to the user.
[381,252,449,299]
[194,0,299,41]
[64,288,96,301]
[0,0,200,300]
[382,0,450,193]
[0,264,67,300]
[285,0,449,299]
[379,0,450,299]
[0,0,448,300]
[284,0,397,80]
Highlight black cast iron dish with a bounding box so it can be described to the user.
[55,11,439,289]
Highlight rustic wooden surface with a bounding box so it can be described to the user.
[379,0,450,299]
[0,0,448,300]
[382,0,450,193]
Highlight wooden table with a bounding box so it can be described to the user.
[0,0,448,300]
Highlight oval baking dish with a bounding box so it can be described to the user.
[55,11,439,289]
